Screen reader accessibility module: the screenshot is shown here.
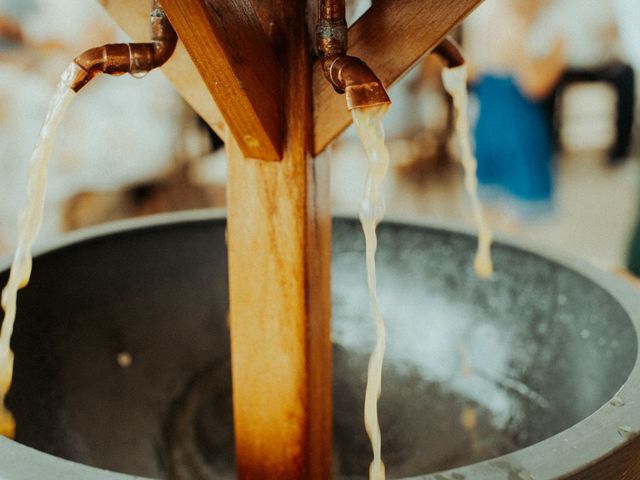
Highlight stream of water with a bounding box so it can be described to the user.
[352,65,493,477]
[0,65,77,438]
[352,105,391,480]
[442,65,493,279]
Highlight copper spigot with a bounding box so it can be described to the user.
[322,55,391,110]
[316,0,391,110]
[434,37,465,68]
[67,0,177,92]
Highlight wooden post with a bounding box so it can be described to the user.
[98,1,484,478]
[225,1,333,478]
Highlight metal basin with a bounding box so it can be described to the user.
[1,211,639,479]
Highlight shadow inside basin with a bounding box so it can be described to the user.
[0,216,636,479]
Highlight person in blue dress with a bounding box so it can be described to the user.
[464,0,566,218]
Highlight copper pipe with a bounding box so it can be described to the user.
[433,37,465,68]
[317,0,390,110]
[319,0,345,22]
[67,0,176,92]
[325,56,391,110]
[317,0,347,60]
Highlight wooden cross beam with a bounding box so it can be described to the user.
[100,0,482,160]
[97,0,483,478]
[161,0,283,161]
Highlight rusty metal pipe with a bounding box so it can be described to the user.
[317,0,390,110]
[433,37,465,68]
[319,0,346,22]
[67,0,176,92]
[317,0,347,61]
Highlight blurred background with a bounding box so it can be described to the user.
[1,0,639,273]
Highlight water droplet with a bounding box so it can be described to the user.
[610,396,625,407]
[116,351,133,368]
[580,329,590,339]
[130,70,149,79]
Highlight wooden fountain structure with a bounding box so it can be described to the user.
[94,1,482,478]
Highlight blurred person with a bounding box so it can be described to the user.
[464,0,566,219]
[541,0,633,164]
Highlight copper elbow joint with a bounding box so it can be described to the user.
[323,56,391,110]
[68,1,177,92]
[316,0,390,110]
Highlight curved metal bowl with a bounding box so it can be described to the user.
[1,211,639,480]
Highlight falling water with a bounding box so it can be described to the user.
[442,65,493,279]
[0,65,77,438]
[352,105,391,480]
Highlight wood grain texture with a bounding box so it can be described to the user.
[312,0,484,154]
[161,0,283,161]
[225,0,332,477]
[97,0,226,138]
[98,1,482,477]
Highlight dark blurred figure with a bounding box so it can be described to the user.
[541,0,633,164]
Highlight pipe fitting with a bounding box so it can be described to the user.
[316,0,347,59]
[68,0,177,92]
[323,56,391,110]
[317,0,390,110]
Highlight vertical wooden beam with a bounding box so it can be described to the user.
[225,0,332,478]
